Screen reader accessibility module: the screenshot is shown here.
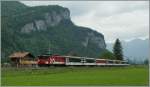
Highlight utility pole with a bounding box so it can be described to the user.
[46,40,52,55]
[84,37,89,64]
[85,37,89,57]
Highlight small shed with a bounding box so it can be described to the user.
[9,52,37,67]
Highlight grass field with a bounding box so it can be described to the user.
[1,65,149,86]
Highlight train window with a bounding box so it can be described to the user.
[96,60,107,63]
[115,60,120,64]
[121,61,127,64]
[69,58,81,62]
[108,60,114,64]
[86,59,95,63]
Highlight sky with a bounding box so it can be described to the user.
[21,1,149,43]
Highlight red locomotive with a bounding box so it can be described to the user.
[37,55,65,66]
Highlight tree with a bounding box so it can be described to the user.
[100,50,115,60]
[113,38,123,60]
[144,59,149,65]
[67,51,78,56]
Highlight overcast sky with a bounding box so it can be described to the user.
[21,1,149,43]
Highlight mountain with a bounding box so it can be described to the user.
[1,1,106,62]
[107,39,149,61]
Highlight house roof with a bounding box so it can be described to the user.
[9,52,34,58]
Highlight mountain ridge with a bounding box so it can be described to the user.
[2,1,106,62]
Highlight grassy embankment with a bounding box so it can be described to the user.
[1,65,149,86]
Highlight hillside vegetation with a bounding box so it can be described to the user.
[2,1,106,62]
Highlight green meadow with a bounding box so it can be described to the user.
[1,65,149,86]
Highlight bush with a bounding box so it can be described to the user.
[99,50,115,59]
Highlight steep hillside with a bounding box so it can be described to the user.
[1,1,106,62]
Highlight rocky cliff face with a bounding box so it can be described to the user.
[21,9,70,33]
[1,1,106,62]
[19,5,106,50]
[82,32,106,49]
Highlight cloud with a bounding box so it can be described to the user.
[21,1,149,42]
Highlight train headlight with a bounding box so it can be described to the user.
[45,61,48,64]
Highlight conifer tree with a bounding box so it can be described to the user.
[113,38,123,60]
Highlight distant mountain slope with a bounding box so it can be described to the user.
[107,39,149,61]
[1,1,106,62]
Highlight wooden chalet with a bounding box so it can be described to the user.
[9,52,37,67]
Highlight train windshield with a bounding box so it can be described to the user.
[38,55,51,59]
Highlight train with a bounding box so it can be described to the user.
[37,54,129,66]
